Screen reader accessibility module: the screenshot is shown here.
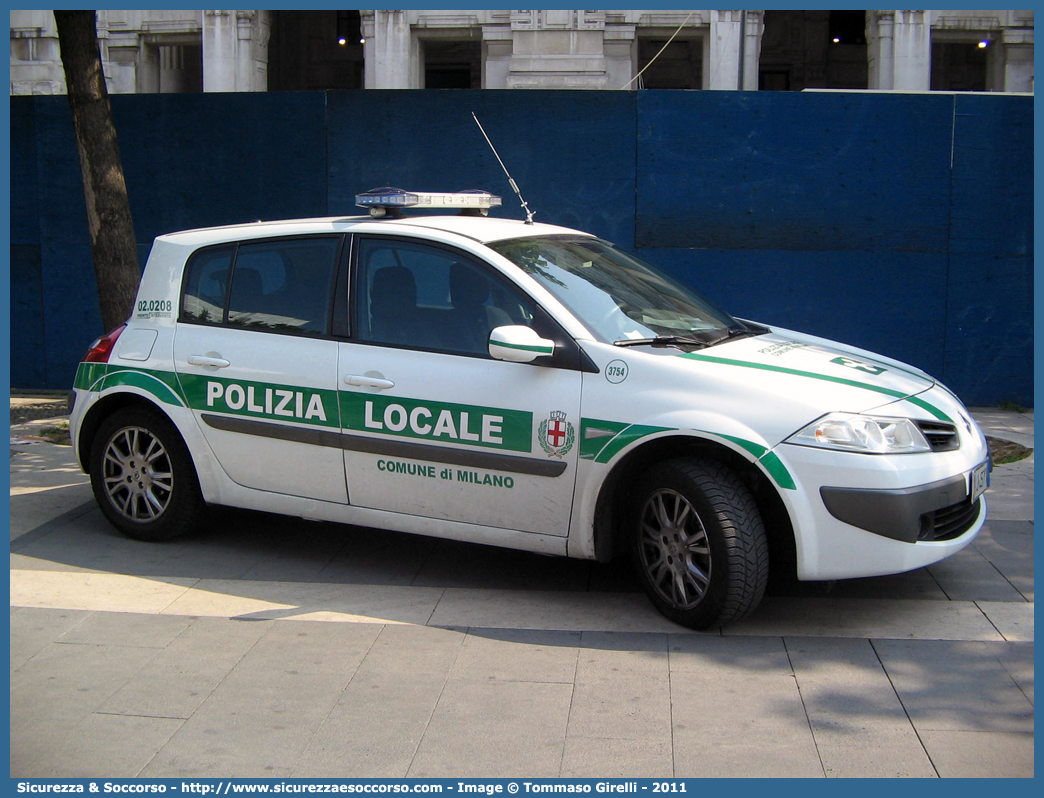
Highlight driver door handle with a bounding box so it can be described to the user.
[187,355,230,368]
[344,375,395,390]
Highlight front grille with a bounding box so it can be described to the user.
[916,420,960,452]
[918,497,980,541]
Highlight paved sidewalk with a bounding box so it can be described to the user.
[9,404,1034,778]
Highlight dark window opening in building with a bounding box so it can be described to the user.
[760,10,868,91]
[424,40,481,88]
[760,71,790,91]
[829,10,866,45]
[138,40,203,93]
[269,10,363,91]
[932,41,989,91]
[637,37,702,89]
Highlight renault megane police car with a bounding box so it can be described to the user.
[70,189,990,629]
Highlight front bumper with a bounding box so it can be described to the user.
[773,423,989,580]
[820,471,983,544]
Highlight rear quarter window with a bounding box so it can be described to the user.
[180,236,342,336]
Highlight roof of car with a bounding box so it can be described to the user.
[156,214,594,248]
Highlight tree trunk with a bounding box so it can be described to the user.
[54,10,140,332]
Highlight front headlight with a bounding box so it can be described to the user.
[786,413,931,454]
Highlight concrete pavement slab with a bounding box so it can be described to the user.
[427,587,686,633]
[725,595,1006,640]
[56,609,195,648]
[559,736,672,778]
[9,606,89,670]
[161,577,444,625]
[10,639,161,775]
[139,621,371,778]
[407,679,574,777]
[992,641,1034,704]
[971,410,1035,447]
[667,636,823,777]
[926,543,1027,601]
[917,730,1034,778]
[137,704,300,779]
[10,568,198,614]
[813,743,937,778]
[20,714,183,779]
[314,524,437,586]
[566,633,671,742]
[872,639,1035,733]
[973,520,1034,601]
[785,637,919,739]
[976,600,1034,641]
[97,617,271,721]
[292,625,463,778]
[452,628,581,684]
[983,469,1034,521]
[784,637,935,777]
[798,568,948,601]
[8,482,93,541]
[223,619,382,676]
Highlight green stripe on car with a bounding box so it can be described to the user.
[75,363,187,407]
[491,340,554,355]
[680,352,952,422]
[581,419,797,490]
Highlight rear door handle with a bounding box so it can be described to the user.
[344,375,395,390]
[187,355,231,368]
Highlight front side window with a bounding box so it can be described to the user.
[354,237,539,356]
[181,236,341,335]
[488,236,746,346]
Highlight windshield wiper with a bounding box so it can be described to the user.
[613,335,703,349]
[697,327,760,349]
[613,327,761,351]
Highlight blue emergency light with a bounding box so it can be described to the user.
[355,187,502,217]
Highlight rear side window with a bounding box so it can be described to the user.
[181,237,342,335]
[181,245,233,324]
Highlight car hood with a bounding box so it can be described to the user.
[663,328,947,432]
[688,329,934,401]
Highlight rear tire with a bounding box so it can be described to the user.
[631,458,769,629]
[89,406,204,542]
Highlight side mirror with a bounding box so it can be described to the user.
[488,325,555,363]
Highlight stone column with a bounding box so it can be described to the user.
[203,10,236,91]
[203,9,268,92]
[366,10,412,88]
[866,11,895,90]
[1001,28,1034,92]
[892,10,931,91]
[708,9,742,90]
[740,10,764,90]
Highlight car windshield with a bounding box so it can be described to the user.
[488,235,745,346]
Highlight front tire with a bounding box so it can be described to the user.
[631,458,769,629]
[89,406,204,542]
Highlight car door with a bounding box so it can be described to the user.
[337,236,583,536]
[173,235,349,504]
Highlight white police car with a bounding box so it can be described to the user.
[70,189,990,629]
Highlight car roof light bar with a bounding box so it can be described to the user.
[355,187,502,218]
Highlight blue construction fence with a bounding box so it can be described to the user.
[9,89,1033,406]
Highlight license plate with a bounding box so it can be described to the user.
[969,461,990,502]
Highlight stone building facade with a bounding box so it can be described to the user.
[10,9,1035,95]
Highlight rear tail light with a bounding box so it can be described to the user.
[82,324,127,363]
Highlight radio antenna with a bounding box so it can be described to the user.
[472,112,535,224]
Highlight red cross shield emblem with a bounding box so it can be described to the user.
[547,420,567,448]
[539,411,574,458]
